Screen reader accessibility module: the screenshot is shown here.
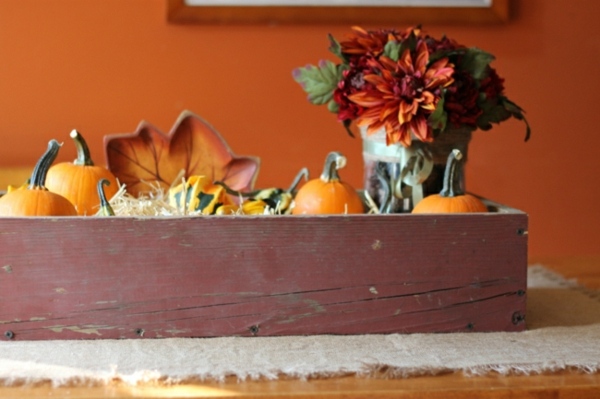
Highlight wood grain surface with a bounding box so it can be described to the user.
[0,205,527,340]
[2,369,600,398]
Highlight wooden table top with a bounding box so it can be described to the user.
[1,256,598,399]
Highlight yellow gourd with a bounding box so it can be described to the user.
[168,175,234,214]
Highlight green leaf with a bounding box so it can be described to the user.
[384,40,402,61]
[502,97,524,114]
[476,94,511,130]
[327,99,339,114]
[398,29,418,59]
[428,48,462,65]
[476,95,531,141]
[502,97,531,142]
[428,96,448,132]
[460,48,495,80]
[292,60,342,105]
[343,119,355,138]
[519,116,531,142]
[476,106,510,130]
[328,34,345,62]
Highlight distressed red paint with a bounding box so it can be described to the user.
[0,200,527,340]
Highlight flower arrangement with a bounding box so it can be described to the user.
[293,26,530,147]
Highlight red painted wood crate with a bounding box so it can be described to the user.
[0,199,527,340]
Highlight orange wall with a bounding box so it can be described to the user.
[0,0,598,258]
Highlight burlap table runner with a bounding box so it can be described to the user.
[1,265,599,386]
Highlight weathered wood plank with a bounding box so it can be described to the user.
[0,204,527,340]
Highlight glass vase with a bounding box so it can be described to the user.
[361,126,472,213]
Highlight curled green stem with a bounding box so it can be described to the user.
[71,129,95,166]
[29,140,61,189]
[320,151,345,182]
[97,179,115,216]
[440,149,463,198]
[215,167,309,198]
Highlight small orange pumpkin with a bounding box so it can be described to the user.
[292,151,364,215]
[412,149,487,214]
[45,130,119,216]
[0,140,77,216]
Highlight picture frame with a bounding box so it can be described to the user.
[167,0,509,24]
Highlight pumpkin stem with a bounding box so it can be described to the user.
[97,179,115,216]
[214,180,268,199]
[70,129,95,166]
[320,151,346,183]
[286,167,309,193]
[29,140,62,189]
[440,149,463,198]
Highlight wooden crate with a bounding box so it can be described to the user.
[0,199,527,340]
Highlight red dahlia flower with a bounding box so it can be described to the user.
[480,67,505,99]
[444,70,482,128]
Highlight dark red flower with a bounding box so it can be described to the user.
[424,34,463,54]
[444,71,482,128]
[332,57,377,122]
[480,67,505,99]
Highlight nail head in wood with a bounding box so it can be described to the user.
[512,311,525,325]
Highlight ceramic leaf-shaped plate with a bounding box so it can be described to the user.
[104,110,260,197]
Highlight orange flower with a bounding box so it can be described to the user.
[348,41,454,146]
[339,26,399,58]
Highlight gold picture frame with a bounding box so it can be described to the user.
[167,0,509,24]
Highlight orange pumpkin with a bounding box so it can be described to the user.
[292,151,364,215]
[0,140,77,216]
[412,149,487,214]
[45,130,119,216]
